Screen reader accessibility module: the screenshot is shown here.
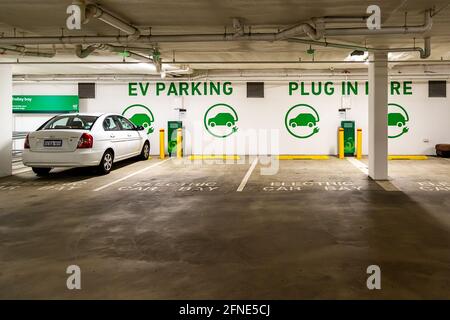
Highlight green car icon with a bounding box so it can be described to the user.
[208,112,236,127]
[289,113,317,128]
[129,113,154,134]
[388,113,407,127]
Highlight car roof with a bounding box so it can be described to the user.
[51,113,123,117]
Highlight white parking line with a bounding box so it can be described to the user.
[94,159,170,192]
[236,157,258,192]
[346,157,369,175]
[346,157,400,191]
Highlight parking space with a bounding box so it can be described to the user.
[1,157,449,299]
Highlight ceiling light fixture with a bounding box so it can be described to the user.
[345,51,369,62]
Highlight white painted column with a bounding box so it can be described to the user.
[0,65,12,178]
[368,52,388,180]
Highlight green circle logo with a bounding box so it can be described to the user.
[122,104,155,135]
[285,104,320,139]
[204,103,239,138]
[388,103,409,139]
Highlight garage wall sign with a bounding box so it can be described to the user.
[285,104,320,139]
[129,82,233,96]
[13,95,79,113]
[288,81,413,96]
[388,103,409,139]
[122,104,155,134]
[204,103,239,138]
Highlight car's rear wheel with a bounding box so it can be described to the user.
[226,122,233,127]
[98,150,114,175]
[32,167,51,176]
[308,122,314,128]
[397,122,404,128]
[140,142,150,160]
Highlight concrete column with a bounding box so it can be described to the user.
[368,52,388,180]
[0,65,12,178]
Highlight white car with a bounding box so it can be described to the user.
[22,113,150,175]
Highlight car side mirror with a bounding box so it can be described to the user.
[136,126,145,131]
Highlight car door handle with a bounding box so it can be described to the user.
[127,134,132,137]
[110,134,116,138]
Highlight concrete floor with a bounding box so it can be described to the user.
[0,156,449,299]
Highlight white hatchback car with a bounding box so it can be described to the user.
[22,113,150,175]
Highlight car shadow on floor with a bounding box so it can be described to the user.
[10,157,145,183]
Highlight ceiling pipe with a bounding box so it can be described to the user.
[85,4,141,40]
[13,71,450,83]
[275,21,322,41]
[0,33,299,45]
[324,9,432,36]
[97,44,162,72]
[0,45,55,58]
[288,37,431,59]
[75,44,97,58]
[0,10,432,45]
[320,16,368,23]
[75,44,156,60]
[5,60,450,65]
[97,44,153,62]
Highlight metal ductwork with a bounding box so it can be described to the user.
[85,4,141,40]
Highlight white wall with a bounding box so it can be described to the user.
[0,65,12,177]
[13,80,450,156]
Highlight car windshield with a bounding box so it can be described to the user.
[41,115,98,130]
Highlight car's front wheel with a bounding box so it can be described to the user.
[140,142,150,160]
[98,150,114,175]
[32,167,51,176]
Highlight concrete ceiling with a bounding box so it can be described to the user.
[0,0,449,75]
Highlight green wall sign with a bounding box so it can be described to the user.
[288,81,413,96]
[204,103,239,138]
[13,95,79,113]
[285,104,320,139]
[129,82,233,96]
[388,103,410,139]
[122,104,155,134]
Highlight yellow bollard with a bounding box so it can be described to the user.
[176,128,183,159]
[338,128,344,159]
[159,129,165,159]
[356,128,362,160]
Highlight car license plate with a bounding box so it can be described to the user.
[44,140,62,147]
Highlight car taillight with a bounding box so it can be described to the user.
[24,134,30,149]
[77,133,93,149]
